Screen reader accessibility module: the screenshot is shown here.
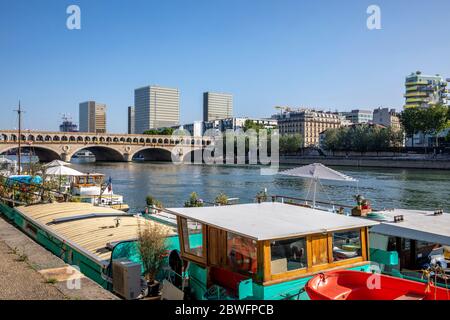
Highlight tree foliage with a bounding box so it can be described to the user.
[279,134,303,154]
[143,127,174,135]
[400,104,450,146]
[322,125,403,152]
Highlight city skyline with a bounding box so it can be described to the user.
[1,0,450,133]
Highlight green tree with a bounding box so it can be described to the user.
[143,127,174,135]
[421,104,450,147]
[400,108,422,147]
[280,134,303,154]
[322,128,340,153]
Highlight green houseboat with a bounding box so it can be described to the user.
[0,202,203,298]
[164,202,379,300]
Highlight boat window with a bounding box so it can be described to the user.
[332,230,362,261]
[227,233,257,275]
[181,218,203,258]
[270,237,307,274]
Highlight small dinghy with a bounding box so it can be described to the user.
[305,270,450,300]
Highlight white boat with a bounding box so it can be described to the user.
[71,173,129,211]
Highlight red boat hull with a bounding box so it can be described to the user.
[305,270,450,300]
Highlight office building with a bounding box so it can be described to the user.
[275,109,344,147]
[341,109,373,124]
[134,85,180,133]
[79,101,107,133]
[404,71,449,109]
[203,92,233,122]
[372,107,401,131]
[127,106,135,134]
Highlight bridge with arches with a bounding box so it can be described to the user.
[0,130,212,163]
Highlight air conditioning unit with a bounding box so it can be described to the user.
[112,259,142,300]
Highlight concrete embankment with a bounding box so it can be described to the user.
[0,216,118,300]
[280,156,450,170]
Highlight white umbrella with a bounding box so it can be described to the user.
[45,165,84,176]
[43,160,71,168]
[279,163,357,207]
[45,165,84,191]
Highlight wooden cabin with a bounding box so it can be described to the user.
[169,202,379,300]
[72,173,105,188]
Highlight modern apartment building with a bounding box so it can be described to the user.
[134,85,180,133]
[79,101,107,133]
[276,109,343,147]
[372,107,401,131]
[404,71,449,109]
[203,92,233,122]
[341,109,373,124]
[127,106,135,134]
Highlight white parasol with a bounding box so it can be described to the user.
[279,163,358,207]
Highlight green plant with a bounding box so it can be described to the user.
[256,189,268,202]
[184,192,203,208]
[145,195,163,208]
[215,193,229,206]
[70,196,81,203]
[137,222,169,283]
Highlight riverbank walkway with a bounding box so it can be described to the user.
[0,216,118,300]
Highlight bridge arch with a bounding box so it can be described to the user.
[0,145,61,162]
[68,145,125,162]
[131,146,174,162]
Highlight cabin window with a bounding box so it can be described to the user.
[180,218,203,258]
[332,230,362,261]
[227,233,257,275]
[270,237,307,274]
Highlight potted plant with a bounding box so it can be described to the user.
[214,192,229,206]
[184,192,204,208]
[145,195,163,214]
[352,195,371,217]
[137,222,169,297]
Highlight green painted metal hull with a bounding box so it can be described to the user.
[0,203,190,291]
[188,262,372,300]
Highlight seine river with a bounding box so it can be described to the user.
[70,161,450,213]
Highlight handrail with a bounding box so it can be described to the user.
[270,194,354,209]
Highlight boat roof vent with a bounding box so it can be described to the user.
[393,215,404,223]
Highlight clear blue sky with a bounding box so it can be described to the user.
[1,0,450,133]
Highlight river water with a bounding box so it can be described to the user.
[69,161,450,213]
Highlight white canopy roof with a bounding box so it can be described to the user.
[45,165,84,176]
[279,163,357,182]
[43,160,71,167]
[370,209,450,246]
[168,202,378,241]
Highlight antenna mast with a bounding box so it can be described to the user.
[15,101,22,175]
